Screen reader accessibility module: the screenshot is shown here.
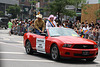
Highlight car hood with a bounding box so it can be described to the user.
[53,36,96,45]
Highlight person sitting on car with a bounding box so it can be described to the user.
[46,15,57,29]
[34,14,45,35]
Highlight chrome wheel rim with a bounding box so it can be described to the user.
[26,41,30,53]
[51,46,58,60]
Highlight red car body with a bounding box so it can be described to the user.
[24,28,98,60]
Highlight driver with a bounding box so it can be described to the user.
[34,14,45,35]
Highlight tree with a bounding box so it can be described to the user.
[45,0,86,24]
[47,0,86,15]
[29,0,38,19]
[95,9,100,20]
[6,5,20,19]
[0,11,5,17]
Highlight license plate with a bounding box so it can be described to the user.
[82,51,89,55]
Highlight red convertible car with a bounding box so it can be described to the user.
[24,27,98,61]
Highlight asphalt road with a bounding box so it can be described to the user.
[0,28,100,67]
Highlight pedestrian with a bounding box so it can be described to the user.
[29,21,34,33]
[83,25,88,31]
[98,27,100,47]
[46,15,57,29]
[91,21,95,28]
[8,20,13,36]
[76,20,81,29]
[34,14,45,35]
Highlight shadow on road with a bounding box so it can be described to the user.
[28,52,99,64]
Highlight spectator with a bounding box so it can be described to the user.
[91,21,94,28]
[29,21,34,33]
[76,20,81,29]
[98,27,100,46]
[8,20,13,36]
[83,25,88,31]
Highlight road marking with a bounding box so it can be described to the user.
[17,41,23,43]
[0,42,8,44]
[3,38,10,40]
[0,42,24,48]
[0,52,25,55]
[0,59,54,62]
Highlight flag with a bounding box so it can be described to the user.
[84,30,89,34]
[82,35,85,38]
[81,29,84,32]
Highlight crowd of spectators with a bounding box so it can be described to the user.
[8,18,100,46]
[61,20,100,45]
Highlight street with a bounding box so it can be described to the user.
[0,28,100,67]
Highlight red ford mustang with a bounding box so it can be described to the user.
[24,27,98,61]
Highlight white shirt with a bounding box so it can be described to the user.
[46,20,57,29]
[87,26,91,30]
[83,27,88,31]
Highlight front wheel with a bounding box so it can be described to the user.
[25,40,33,54]
[51,44,60,61]
[5,27,7,29]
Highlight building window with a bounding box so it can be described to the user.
[50,0,54,2]
[43,0,48,2]
[21,0,25,2]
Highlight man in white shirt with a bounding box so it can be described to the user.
[46,15,57,29]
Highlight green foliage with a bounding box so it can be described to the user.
[84,11,88,14]
[81,3,92,15]
[73,0,86,8]
[95,9,100,19]
[81,4,90,15]
[83,7,87,10]
[29,0,38,4]
[0,11,5,16]
[44,0,86,17]
[6,5,20,19]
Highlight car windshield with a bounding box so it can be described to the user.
[48,27,80,37]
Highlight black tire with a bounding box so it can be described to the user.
[25,40,33,54]
[50,44,60,61]
[86,57,96,62]
[5,27,7,29]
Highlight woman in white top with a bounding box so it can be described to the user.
[83,25,88,31]
[46,15,57,29]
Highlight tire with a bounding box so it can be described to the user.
[50,44,60,61]
[5,27,7,29]
[86,57,96,62]
[25,40,33,54]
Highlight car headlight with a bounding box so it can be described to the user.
[63,44,72,48]
[94,45,98,48]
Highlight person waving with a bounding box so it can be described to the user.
[46,15,57,29]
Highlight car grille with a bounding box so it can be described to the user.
[73,44,94,49]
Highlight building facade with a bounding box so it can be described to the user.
[86,0,100,4]
[0,0,19,16]
[19,0,31,20]
[81,0,100,23]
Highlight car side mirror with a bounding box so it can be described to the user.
[41,33,48,36]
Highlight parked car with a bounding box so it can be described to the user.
[24,27,98,62]
[0,17,9,29]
